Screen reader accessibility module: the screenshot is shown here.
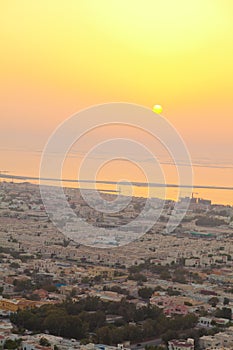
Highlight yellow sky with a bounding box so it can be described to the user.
[0,0,233,204]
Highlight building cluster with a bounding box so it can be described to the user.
[0,181,233,350]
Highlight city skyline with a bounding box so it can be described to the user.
[1,1,233,204]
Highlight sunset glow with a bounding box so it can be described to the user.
[1,1,233,204]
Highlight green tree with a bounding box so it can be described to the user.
[138,287,154,300]
[10,262,20,269]
[215,307,232,320]
[39,337,51,347]
[223,297,230,305]
[208,297,220,307]
[13,279,33,292]
[4,339,21,350]
[129,273,147,282]
[97,326,113,344]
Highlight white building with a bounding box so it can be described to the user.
[168,339,194,350]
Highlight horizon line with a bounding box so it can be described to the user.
[0,173,233,191]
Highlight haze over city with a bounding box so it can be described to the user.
[1,1,233,204]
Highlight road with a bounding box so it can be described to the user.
[130,338,162,350]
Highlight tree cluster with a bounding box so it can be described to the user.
[10,297,198,345]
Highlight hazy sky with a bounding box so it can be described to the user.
[0,1,233,203]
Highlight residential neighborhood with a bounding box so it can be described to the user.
[0,181,232,350]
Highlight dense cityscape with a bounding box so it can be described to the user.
[0,181,232,350]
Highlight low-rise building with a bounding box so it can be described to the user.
[168,339,194,350]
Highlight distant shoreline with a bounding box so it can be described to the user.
[1,173,233,191]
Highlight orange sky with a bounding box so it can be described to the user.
[0,1,233,204]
